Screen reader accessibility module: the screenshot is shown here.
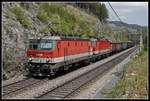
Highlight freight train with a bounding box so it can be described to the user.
[26,36,134,77]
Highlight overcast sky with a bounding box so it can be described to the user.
[102,2,148,26]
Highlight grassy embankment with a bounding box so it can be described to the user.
[105,48,148,99]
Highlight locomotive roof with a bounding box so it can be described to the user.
[29,36,121,42]
[29,36,61,40]
[29,36,90,41]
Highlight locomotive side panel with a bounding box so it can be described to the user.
[51,40,91,63]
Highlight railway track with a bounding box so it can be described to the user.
[37,46,137,99]
[2,78,46,99]
[2,46,137,99]
[2,77,29,88]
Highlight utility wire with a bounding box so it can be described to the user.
[108,8,118,21]
[105,3,117,21]
[108,2,122,22]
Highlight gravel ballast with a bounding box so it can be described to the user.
[2,74,27,87]
[4,47,136,99]
[67,47,138,99]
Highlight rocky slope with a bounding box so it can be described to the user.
[3,2,146,80]
[2,2,102,80]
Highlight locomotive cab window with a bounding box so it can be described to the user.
[39,42,52,50]
[32,44,38,49]
[29,39,55,50]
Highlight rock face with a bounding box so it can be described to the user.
[2,2,101,80]
[2,2,43,80]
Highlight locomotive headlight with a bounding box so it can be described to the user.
[29,58,32,61]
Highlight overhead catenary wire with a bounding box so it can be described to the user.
[107,2,123,22]
[109,7,118,21]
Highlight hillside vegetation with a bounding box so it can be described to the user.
[2,2,147,80]
[2,2,109,79]
[68,3,108,22]
[108,21,148,48]
[105,49,148,98]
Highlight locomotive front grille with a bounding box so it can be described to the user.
[28,63,51,76]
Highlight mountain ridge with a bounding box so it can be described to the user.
[108,21,147,30]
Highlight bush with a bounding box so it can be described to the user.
[10,6,33,29]
[37,11,49,24]
[5,10,15,19]
[36,3,97,37]
[41,26,49,33]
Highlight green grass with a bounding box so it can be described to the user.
[105,49,148,99]
[5,10,15,19]
[36,3,95,37]
[9,6,33,29]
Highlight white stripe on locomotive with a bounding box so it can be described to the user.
[28,49,110,63]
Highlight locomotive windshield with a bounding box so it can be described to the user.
[29,39,54,50]
[39,42,52,50]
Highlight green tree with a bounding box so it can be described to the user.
[71,3,108,23]
[142,28,148,50]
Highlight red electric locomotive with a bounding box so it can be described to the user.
[26,36,112,77]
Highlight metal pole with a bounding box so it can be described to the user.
[140,31,143,52]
